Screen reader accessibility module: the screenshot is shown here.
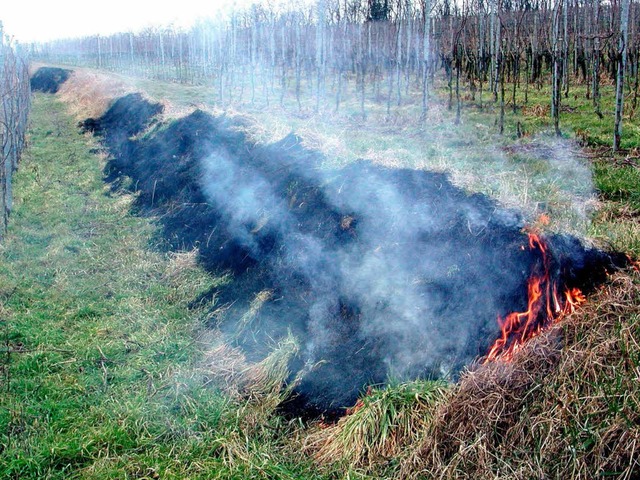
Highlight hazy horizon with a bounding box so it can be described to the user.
[2,0,265,43]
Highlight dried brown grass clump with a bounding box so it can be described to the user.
[198,337,301,466]
[201,343,251,396]
[56,68,134,120]
[164,249,199,280]
[401,270,640,480]
[241,333,299,400]
[522,104,551,118]
[200,333,297,397]
[200,330,299,421]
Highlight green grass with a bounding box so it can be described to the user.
[0,93,329,479]
[461,82,640,148]
[593,161,640,208]
[14,66,640,478]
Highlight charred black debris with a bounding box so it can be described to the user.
[30,67,72,93]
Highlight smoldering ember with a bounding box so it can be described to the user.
[72,85,627,418]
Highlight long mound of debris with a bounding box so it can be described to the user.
[81,93,626,417]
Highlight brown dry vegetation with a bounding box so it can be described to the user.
[46,65,198,122]
[399,270,640,479]
[50,66,133,120]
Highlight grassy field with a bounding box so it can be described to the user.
[0,93,336,479]
[3,66,639,478]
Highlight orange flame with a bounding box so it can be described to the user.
[484,233,586,363]
[345,386,374,415]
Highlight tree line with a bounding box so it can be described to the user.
[0,22,31,236]
[33,0,639,149]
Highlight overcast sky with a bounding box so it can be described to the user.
[2,0,258,43]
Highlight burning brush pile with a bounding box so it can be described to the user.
[81,93,628,418]
[306,271,640,478]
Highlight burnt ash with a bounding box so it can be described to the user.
[80,93,164,160]
[30,67,72,93]
[84,93,625,419]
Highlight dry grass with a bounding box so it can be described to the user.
[162,248,224,303]
[399,269,640,480]
[201,342,251,395]
[54,67,134,120]
[200,331,299,412]
[53,66,195,124]
[163,248,199,279]
[233,290,274,339]
[198,334,302,468]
